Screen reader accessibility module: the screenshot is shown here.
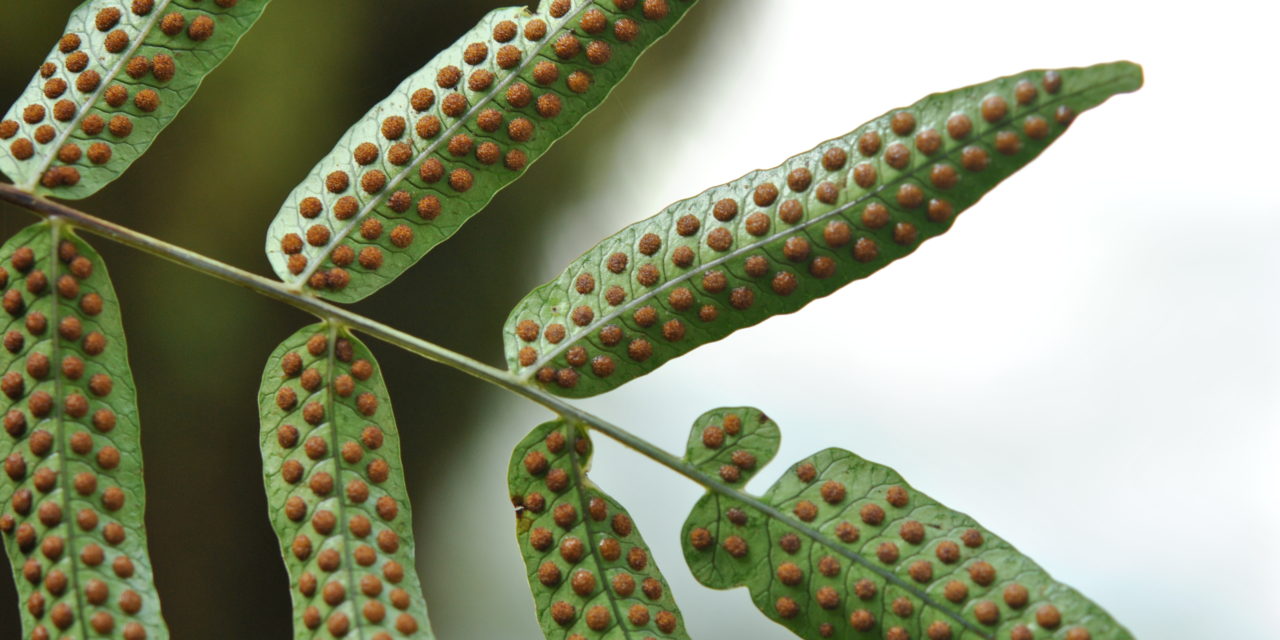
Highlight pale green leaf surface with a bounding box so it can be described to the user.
[509,419,690,639]
[0,0,270,198]
[679,407,1132,640]
[504,61,1143,397]
[258,322,433,639]
[0,222,168,639]
[264,0,697,302]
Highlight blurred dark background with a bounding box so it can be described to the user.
[0,1,712,637]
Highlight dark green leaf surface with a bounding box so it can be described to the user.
[264,0,698,302]
[0,222,168,639]
[259,323,433,639]
[509,419,690,639]
[0,0,271,198]
[504,61,1143,397]
[679,407,1131,640]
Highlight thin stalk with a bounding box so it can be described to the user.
[0,183,734,497]
[0,184,959,629]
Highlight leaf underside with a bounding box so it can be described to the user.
[258,323,434,639]
[678,407,1131,640]
[0,223,168,639]
[503,61,1143,397]
[0,0,271,199]
[508,419,690,639]
[264,0,698,302]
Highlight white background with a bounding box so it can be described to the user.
[420,1,1280,637]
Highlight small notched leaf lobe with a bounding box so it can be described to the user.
[503,61,1143,397]
[0,222,169,640]
[258,322,434,639]
[0,0,272,199]
[678,407,1133,640]
[508,418,690,640]
[265,0,700,302]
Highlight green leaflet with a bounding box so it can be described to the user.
[509,419,690,639]
[264,0,698,302]
[258,323,434,639]
[0,222,168,639]
[679,408,1131,640]
[504,61,1144,397]
[0,0,271,198]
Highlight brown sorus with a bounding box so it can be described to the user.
[10,139,34,161]
[940,579,970,603]
[104,30,129,53]
[927,622,954,640]
[969,560,997,586]
[995,130,1021,155]
[974,600,1000,625]
[886,485,909,506]
[815,181,839,204]
[891,111,916,135]
[927,198,954,222]
[876,541,899,564]
[77,69,102,92]
[586,40,611,65]
[982,95,1009,123]
[1004,582,1029,608]
[134,88,160,112]
[127,55,152,78]
[849,609,875,632]
[442,93,467,117]
[554,33,580,59]
[908,560,933,582]
[35,124,57,145]
[916,128,942,155]
[897,183,924,209]
[779,199,803,223]
[643,0,670,20]
[787,167,812,192]
[449,168,473,191]
[783,236,809,261]
[753,182,778,206]
[496,44,521,69]
[885,142,910,169]
[59,33,81,53]
[506,82,533,109]
[188,15,215,41]
[820,480,847,504]
[508,117,534,142]
[947,113,973,139]
[1024,115,1050,139]
[468,69,494,91]
[152,54,176,82]
[935,540,960,564]
[411,116,440,143]
[66,51,90,72]
[859,502,885,525]
[961,145,989,171]
[96,7,122,30]
[353,142,378,165]
[44,78,67,98]
[821,221,853,249]
[793,499,818,521]
[567,70,592,93]
[536,93,562,118]
[762,272,793,296]
[931,163,958,190]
